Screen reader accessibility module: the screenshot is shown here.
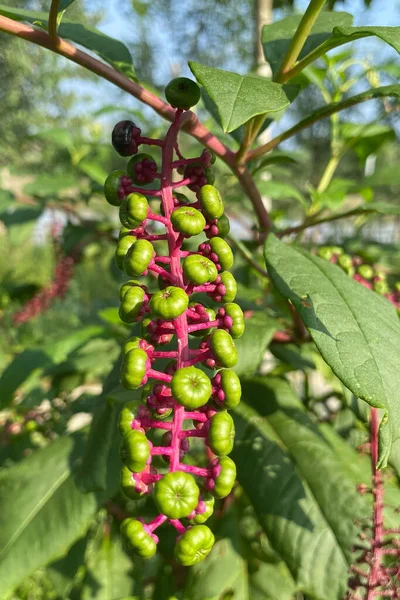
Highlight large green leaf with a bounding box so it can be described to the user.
[80,524,137,600]
[0,6,136,80]
[77,399,118,493]
[264,234,400,467]
[262,12,353,74]
[232,376,371,600]
[0,433,115,597]
[0,349,50,408]
[234,312,278,377]
[262,12,400,75]
[189,62,291,132]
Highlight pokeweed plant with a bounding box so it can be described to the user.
[0,0,400,597]
[104,79,242,564]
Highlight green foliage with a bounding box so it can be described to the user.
[0,0,399,597]
[265,234,400,467]
[189,62,291,132]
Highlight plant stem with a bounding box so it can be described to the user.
[0,15,270,237]
[274,0,328,83]
[277,207,369,237]
[316,154,341,194]
[246,88,387,163]
[48,0,60,43]
[227,234,269,278]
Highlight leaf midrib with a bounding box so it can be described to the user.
[0,467,72,560]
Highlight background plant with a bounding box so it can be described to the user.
[0,0,399,598]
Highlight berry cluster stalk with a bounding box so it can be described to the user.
[104,79,243,565]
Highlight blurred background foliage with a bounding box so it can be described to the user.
[0,0,399,599]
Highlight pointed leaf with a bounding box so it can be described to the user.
[189,62,291,132]
[264,234,400,467]
[262,12,353,74]
[0,6,136,80]
[232,376,370,600]
[0,433,112,596]
[234,312,278,376]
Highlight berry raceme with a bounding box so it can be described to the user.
[104,78,244,566]
[317,246,400,312]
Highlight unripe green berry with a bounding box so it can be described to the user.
[115,235,137,270]
[120,348,148,389]
[337,254,354,275]
[119,193,149,228]
[357,264,374,280]
[208,411,235,456]
[123,239,154,277]
[183,254,218,285]
[120,280,144,302]
[171,366,212,409]
[189,493,215,525]
[171,206,206,236]
[121,518,157,559]
[120,429,150,472]
[119,286,146,323]
[174,525,215,566]
[104,170,126,206]
[216,214,230,238]
[219,271,237,302]
[119,226,131,240]
[223,302,244,338]
[210,329,238,368]
[218,369,241,409]
[213,456,236,499]
[209,237,234,270]
[120,465,146,499]
[165,77,201,109]
[118,400,137,436]
[154,471,200,519]
[150,286,189,319]
[199,185,224,220]
[123,336,143,354]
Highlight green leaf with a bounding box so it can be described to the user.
[249,152,300,176]
[183,518,249,600]
[262,12,353,75]
[76,399,118,492]
[47,536,87,598]
[0,433,112,596]
[0,6,137,80]
[59,0,76,11]
[78,159,109,185]
[80,524,137,600]
[234,312,278,377]
[364,165,400,188]
[262,12,400,75]
[232,376,370,600]
[264,234,400,467]
[340,123,395,163]
[189,62,291,132]
[23,173,81,198]
[256,180,307,207]
[0,349,51,407]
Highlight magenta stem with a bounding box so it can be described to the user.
[179,429,206,438]
[192,284,217,293]
[184,411,208,422]
[169,519,186,534]
[141,234,168,242]
[147,211,169,225]
[154,255,171,264]
[188,319,220,333]
[141,419,173,430]
[178,463,210,478]
[130,186,161,196]
[172,157,204,169]
[151,446,172,455]
[184,351,210,367]
[140,136,164,148]
[148,263,177,284]
[148,514,168,532]
[146,369,172,383]
[172,177,194,188]
[150,351,178,359]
